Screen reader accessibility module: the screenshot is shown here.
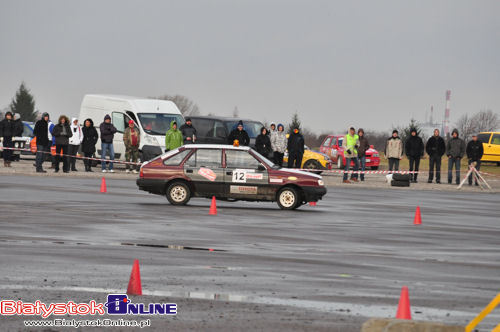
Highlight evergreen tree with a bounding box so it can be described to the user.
[10,83,36,122]
[288,112,301,134]
[395,118,425,143]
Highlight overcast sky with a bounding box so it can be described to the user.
[1,0,499,133]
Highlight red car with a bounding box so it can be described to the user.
[319,135,380,169]
[137,145,327,210]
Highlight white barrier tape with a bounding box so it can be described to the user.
[0,146,142,166]
[297,168,497,177]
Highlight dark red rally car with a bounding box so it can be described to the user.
[137,145,327,210]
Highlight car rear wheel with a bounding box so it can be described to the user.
[337,157,343,169]
[277,187,300,210]
[166,181,191,205]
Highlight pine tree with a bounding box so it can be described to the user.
[288,112,301,134]
[10,82,37,122]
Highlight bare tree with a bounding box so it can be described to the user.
[472,110,499,132]
[154,94,200,116]
[454,113,477,142]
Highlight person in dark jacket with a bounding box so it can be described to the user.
[357,128,369,181]
[33,112,50,173]
[52,115,73,173]
[99,114,117,173]
[227,120,250,146]
[255,127,272,159]
[405,128,424,183]
[425,128,446,183]
[466,133,484,186]
[180,118,197,144]
[81,118,98,172]
[446,128,466,184]
[0,112,17,167]
[287,127,305,168]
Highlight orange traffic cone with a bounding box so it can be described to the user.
[209,196,217,215]
[395,286,411,319]
[100,177,107,193]
[413,206,422,225]
[127,259,142,295]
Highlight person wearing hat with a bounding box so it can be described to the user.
[165,120,183,151]
[123,120,141,173]
[0,111,16,167]
[99,114,117,173]
[33,112,51,172]
[404,128,424,183]
[68,118,83,171]
[52,115,73,173]
[446,128,465,184]
[342,127,360,183]
[384,129,403,172]
[180,117,197,144]
[227,120,250,146]
[287,126,305,168]
[271,123,287,166]
[357,128,370,181]
[466,133,484,186]
[425,128,446,183]
[81,118,98,172]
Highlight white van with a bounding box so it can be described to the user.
[79,94,184,161]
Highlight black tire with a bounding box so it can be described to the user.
[277,187,300,210]
[166,181,191,205]
[337,156,343,169]
[497,162,500,167]
[304,159,320,170]
[371,166,379,170]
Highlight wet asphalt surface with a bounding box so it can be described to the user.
[0,174,499,331]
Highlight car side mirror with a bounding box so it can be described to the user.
[257,164,266,171]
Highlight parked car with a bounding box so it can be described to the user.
[477,132,500,165]
[283,145,332,172]
[319,135,380,169]
[79,94,184,161]
[137,144,327,210]
[189,116,264,147]
[0,121,33,160]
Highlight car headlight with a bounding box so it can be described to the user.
[318,179,324,186]
[144,135,158,146]
[373,153,379,157]
[14,142,19,148]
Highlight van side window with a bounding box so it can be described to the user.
[213,121,227,138]
[112,112,127,133]
[192,119,215,138]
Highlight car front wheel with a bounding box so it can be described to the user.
[277,187,300,210]
[166,181,191,205]
[337,157,343,169]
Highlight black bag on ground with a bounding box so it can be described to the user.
[392,173,411,181]
[391,179,410,187]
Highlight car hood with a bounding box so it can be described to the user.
[278,168,322,180]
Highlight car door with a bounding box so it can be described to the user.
[487,134,500,162]
[224,149,271,199]
[183,148,225,197]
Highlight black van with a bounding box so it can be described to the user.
[189,116,265,147]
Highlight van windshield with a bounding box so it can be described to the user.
[138,113,184,136]
[224,121,263,138]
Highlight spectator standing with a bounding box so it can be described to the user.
[180,118,197,144]
[164,120,183,151]
[0,112,16,167]
[52,115,73,173]
[384,130,403,172]
[227,120,250,146]
[33,112,50,173]
[81,118,98,172]
[466,133,484,186]
[271,123,287,166]
[342,127,360,183]
[425,129,446,183]
[68,118,83,171]
[48,118,56,169]
[99,114,117,173]
[287,127,305,168]
[404,128,424,183]
[255,127,272,159]
[357,128,369,181]
[123,120,141,173]
[446,128,466,184]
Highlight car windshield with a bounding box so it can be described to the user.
[138,113,184,136]
[22,123,34,137]
[224,121,263,138]
[250,149,277,168]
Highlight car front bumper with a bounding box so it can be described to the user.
[302,186,327,202]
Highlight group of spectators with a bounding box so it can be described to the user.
[342,127,484,186]
[0,112,24,167]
